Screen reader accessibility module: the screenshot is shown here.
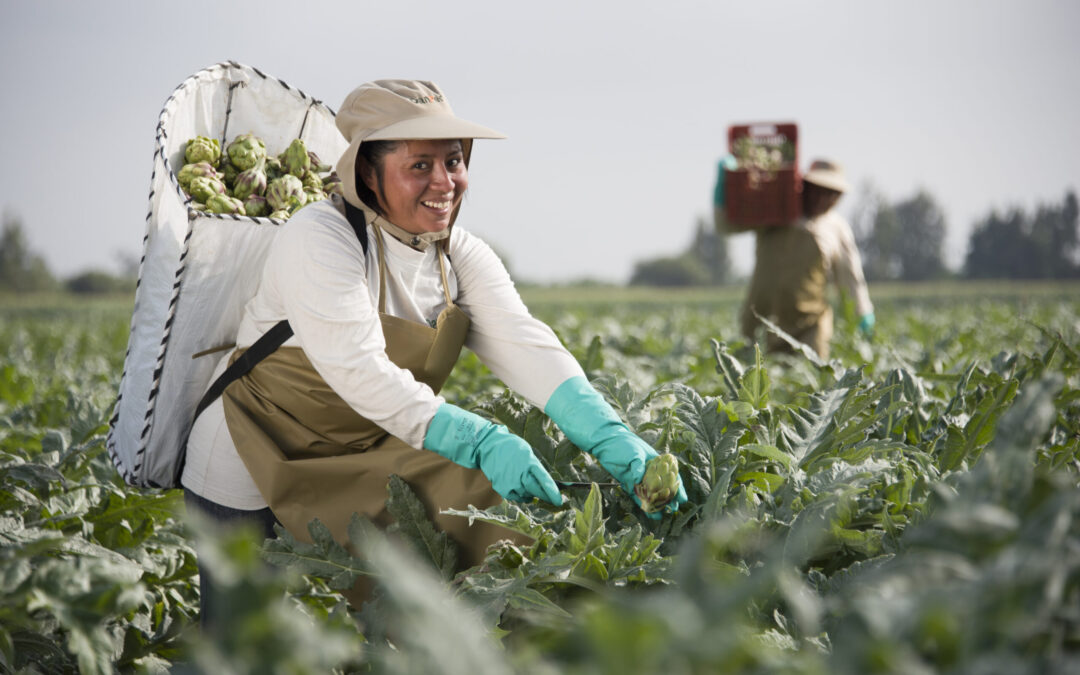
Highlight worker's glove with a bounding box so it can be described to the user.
[713,154,737,207]
[545,376,688,519]
[424,403,563,506]
[857,312,876,337]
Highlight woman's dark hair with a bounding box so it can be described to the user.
[354,140,401,214]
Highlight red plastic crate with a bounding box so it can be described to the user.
[724,122,801,228]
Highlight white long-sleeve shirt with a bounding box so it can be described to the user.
[181,200,584,509]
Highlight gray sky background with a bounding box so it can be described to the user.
[1,0,1077,283]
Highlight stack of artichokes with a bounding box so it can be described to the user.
[177,134,343,219]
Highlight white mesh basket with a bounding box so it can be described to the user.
[107,62,348,488]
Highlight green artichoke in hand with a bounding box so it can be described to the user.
[634,453,681,514]
[185,136,221,165]
[267,174,306,212]
[206,193,246,215]
[227,133,267,171]
[283,138,311,177]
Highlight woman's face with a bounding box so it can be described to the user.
[363,139,468,234]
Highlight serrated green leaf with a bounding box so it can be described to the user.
[385,474,458,579]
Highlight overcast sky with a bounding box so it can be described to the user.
[1,0,1077,283]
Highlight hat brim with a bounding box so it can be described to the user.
[803,171,850,194]
[366,115,505,142]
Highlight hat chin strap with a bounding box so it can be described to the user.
[352,199,450,251]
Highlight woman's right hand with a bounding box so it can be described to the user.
[423,403,563,506]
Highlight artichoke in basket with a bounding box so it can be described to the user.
[283,138,311,177]
[303,189,327,206]
[227,133,268,171]
[206,193,246,215]
[267,174,306,212]
[633,453,680,514]
[219,159,240,189]
[301,171,323,193]
[307,150,331,173]
[185,136,221,165]
[177,161,219,190]
[264,155,284,181]
[243,195,271,218]
[268,209,291,220]
[322,171,343,196]
[233,166,267,200]
[187,175,226,203]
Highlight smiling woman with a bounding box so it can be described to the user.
[179,78,686,625]
[360,139,468,235]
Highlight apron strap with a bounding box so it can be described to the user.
[370,222,390,313]
[191,319,295,424]
[437,240,454,308]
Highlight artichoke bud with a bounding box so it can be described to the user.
[177,161,219,190]
[303,189,327,205]
[244,195,271,218]
[301,171,323,192]
[268,208,291,220]
[307,150,331,173]
[633,453,680,514]
[264,156,284,180]
[283,138,311,177]
[267,174,305,211]
[206,193,246,215]
[219,160,240,189]
[188,175,226,203]
[226,133,268,171]
[185,136,221,165]
[322,172,343,196]
[233,167,268,200]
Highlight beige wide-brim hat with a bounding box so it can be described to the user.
[335,79,506,213]
[803,158,851,194]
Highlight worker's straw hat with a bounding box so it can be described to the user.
[803,158,851,194]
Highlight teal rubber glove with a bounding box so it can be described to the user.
[858,312,876,337]
[545,376,688,518]
[713,154,737,207]
[424,403,563,506]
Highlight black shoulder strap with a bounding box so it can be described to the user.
[191,319,294,422]
[343,200,370,255]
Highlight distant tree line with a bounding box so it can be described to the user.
[630,188,1078,286]
[629,217,731,286]
[0,213,136,294]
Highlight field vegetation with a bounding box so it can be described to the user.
[1,282,1078,674]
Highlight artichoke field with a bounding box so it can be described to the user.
[0,284,1078,674]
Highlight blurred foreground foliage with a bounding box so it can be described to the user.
[0,284,1078,673]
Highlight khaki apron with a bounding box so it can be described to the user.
[742,224,833,358]
[222,224,528,605]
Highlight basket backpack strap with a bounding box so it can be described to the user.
[191,319,294,423]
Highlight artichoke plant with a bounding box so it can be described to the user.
[185,136,221,165]
[283,138,311,177]
[267,174,306,212]
[243,195,271,218]
[227,133,268,171]
[187,175,226,203]
[634,454,680,513]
